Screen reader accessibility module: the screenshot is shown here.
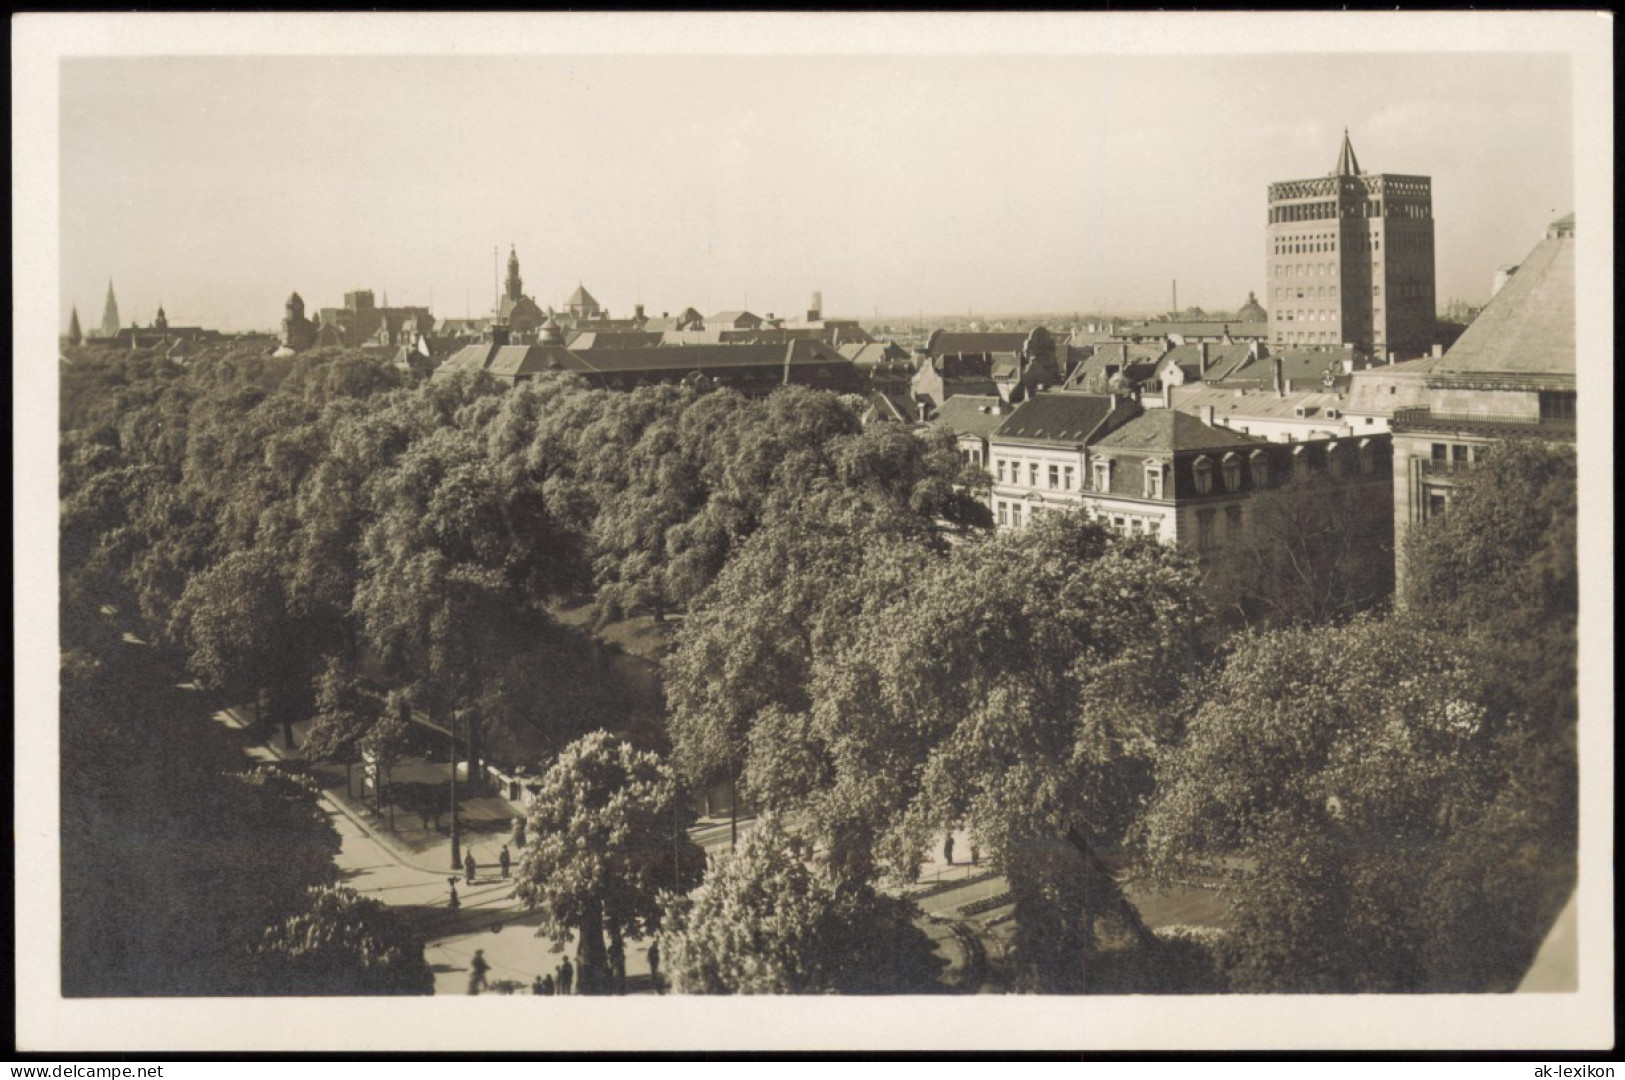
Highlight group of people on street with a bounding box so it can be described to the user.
[469,952,575,996]
[531,956,573,996]
[462,844,514,886]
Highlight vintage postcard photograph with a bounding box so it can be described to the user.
[13,11,1614,1054]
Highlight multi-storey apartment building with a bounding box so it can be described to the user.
[988,391,1392,557]
[985,393,1142,530]
[1267,131,1436,355]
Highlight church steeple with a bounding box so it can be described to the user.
[505,245,523,303]
[100,279,121,337]
[1333,127,1361,177]
[68,306,83,345]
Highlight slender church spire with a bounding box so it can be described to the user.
[1334,127,1361,177]
[100,279,121,337]
[68,306,83,345]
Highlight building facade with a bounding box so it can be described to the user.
[1391,214,1576,579]
[1267,131,1436,355]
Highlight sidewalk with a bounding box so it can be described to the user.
[228,706,525,876]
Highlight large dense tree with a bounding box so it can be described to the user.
[1143,612,1573,991]
[1203,471,1395,628]
[803,515,1206,989]
[670,509,1206,990]
[660,816,939,994]
[254,886,434,995]
[1403,439,1578,738]
[513,732,705,994]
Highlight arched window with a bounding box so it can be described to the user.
[1221,452,1242,492]
[1192,455,1214,496]
[1250,448,1271,488]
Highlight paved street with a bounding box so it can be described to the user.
[213,697,1226,996]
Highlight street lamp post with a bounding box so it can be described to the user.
[449,707,462,871]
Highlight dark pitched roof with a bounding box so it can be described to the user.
[1093,409,1265,453]
[934,394,1013,438]
[928,330,1030,357]
[993,392,1121,443]
[1159,342,1257,382]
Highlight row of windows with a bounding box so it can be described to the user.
[1275,262,1339,278]
[1273,330,1344,344]
[1274,232,1339,256]
[1096,512,1162,540]
[1277,286,1339,301]
[995,458,1075,491]
[1277,309,1341,323]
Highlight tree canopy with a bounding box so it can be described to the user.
[513,732,705,994]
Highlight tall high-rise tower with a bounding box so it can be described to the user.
[99,279,121,337]
[1266,130,1435,354]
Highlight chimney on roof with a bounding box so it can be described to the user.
[1198,341,1210,375]
[1202,405,1216,428]
[635,303,645,320]
[1387,351,1396,365]
[1119,342,1129,366]
[1432,343,1443,358]
[1285,378,1294,393]
[1273,356,1284,397]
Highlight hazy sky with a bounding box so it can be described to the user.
[60,50,1573,332]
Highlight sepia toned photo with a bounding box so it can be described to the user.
[15,11,1613,1054]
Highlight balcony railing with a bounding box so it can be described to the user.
[1419,459,1472,477]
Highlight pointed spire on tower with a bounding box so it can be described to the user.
[68,306,83,345]
[1334,127,1361,177]
[100,279,121,337]
[505,244,523,303]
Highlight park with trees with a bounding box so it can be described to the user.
[58,339,1577,995]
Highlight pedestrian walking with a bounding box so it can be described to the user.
[448,883,460,912]
[647,940,661,993]
[943,833,955,866]
[532,975,545,995]
[558,955,574,996]
[469,949,490,995]
[499,844,511,880]
[970,839,980,866]
[465,849,477,885]
[541,973,554,996]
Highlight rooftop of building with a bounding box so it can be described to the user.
[1170,384,1347,422]
[992,392,1123,443]
[1431,217,1574,378]
[926,329,1039,357]
[1092,408,1265,454]
[934,394,1015,438]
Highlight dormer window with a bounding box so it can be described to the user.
[1250,449,1271,488]
[1358,438,1375,476]
[1221,452,1243,492]
[1144,459,1165,500]
[1192,456,1214,496]
[1291,444,1310,482]
[1092,458,1113,492]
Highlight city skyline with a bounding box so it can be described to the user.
[60,49,1572,333]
